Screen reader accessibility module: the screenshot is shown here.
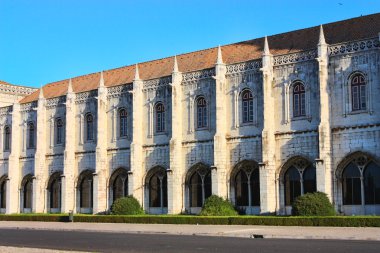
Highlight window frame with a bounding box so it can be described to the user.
[241,89,254,124]
[196,96,208,129]
[155,102,165,134]
[55,118,64,145]
[27,122,36,149]
[118,108,128,138]
[350,74,367,112]
[292,82,306,118]
[85,113,94,142]
[3,126,11,151]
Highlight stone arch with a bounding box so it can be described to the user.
[0,174,8,212]
[109,167,129,207]
[278,156,316,214]
[144,166,168,214]
[76,170,94,214]
[46,172,62,213]
[21,174,34,213]
[229,160,260,214]
[185,162,212,213]
[335,151,380,215]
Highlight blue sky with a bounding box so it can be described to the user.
[1,0,379,87]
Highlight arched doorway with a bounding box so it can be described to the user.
[47,172,62,213]
[145,166,167,214]
[0,175,7,213]
[338,152,380,215]
[186,163,211,214]
[230,160,260,215]
[21,174,33,213]
[109,168,129,207]
[77,170,93,214]
[279,157,316,214]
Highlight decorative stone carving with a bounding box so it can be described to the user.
[273,50,317,66]
[75,90,97,104]
[143,77,171,91]
[182,69,215,83]
[0,106,12,116]
[107,84,132,99]
[226,60,262,75]
[329,38,380,56]
[46,96,66,109]
[20,102,38,112]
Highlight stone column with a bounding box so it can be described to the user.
[316,25,333,200]
[130,65,144,205]
[62,79,76,213]
[168,56,184,214]
[260,37,277,214]
[6,103,21,214]
[33,88,48,213]
[93,72,109,214]
[213,46,228,198]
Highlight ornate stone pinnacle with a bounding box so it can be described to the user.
[99,71,105,88]
[263,36,271,55]
[216,45,223,64]
[173,55,179,73]
[318,25,327,45]
[134,64,140,80]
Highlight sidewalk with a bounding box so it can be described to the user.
[0,221,380,241]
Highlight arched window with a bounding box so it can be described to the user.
[364,162,380,205]
[56,118,63,144]
[155,103,165,133]
[189,165,212,207]
[110,168,128,204]
[28,122,35,148]
[234,164,260,207]
[148,169,168,208]
[284,162,316,206]
[293,82,306,117]
[196,97,208,128]
[242,90,253,123]
[4,126,10,151]
[351,74,366,111]
[79,171,93,209]
[119,108,128,137]
[342,162,362,205]
[23,176,33,209]
[48,173,62,211]
[86,114,94,141]
[0,179,6,209]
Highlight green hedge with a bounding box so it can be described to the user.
[1,214,380,227]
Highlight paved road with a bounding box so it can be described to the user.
[0,228,379,253]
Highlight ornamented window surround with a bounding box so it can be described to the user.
[27,121,36,149]
[343,71,373,117]
[195,96,209,131]
[154,102,166,135]
[118,108,128,139]
[3,125,11,152]
[188,91,211,133]
[54,117,64,146]
[284,80,312,124]
[84,113,95,143]
[238,86,258,127]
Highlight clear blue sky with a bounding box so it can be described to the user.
[1,0,379,87]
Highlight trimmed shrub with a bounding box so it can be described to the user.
[111,196,144,215]
[292,192,336,216]
[199,195,238,216]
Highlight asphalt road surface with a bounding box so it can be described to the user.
[0,228,379,253]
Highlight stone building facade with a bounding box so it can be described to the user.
[0,14,379,215]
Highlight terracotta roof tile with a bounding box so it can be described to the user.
[20,13,380,104]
